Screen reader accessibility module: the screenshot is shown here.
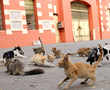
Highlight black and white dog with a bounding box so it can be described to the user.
[86,47,100,65]
[3,46,25,63]
[87,43,110,65]
[102,43,110,61]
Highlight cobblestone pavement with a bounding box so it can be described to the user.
[0,39,110,90]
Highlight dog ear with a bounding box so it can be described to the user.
[14,46,17,48]
[64,54,69,62]
[98,44,101,48]
[73,65,78,71]
[52,47,56,50]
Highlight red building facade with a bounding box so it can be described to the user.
[0,0,110,48]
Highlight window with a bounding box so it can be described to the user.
[0,3,3,30]
[24,0,36,30]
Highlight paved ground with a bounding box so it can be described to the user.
[0,39,110,90]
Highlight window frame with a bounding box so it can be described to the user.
[24,0,38,30]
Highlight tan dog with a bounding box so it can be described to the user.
[77,48,91,57]
[57,44,103,89]
[32,53,47,65]
[67,48,91,57]
[47,54,55,63]
[32,53,56,67]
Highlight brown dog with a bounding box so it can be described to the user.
[52,47,61,58]
[57,44,103,89]
[32,47,45,55]
[5,59,24,75]
[77,48,91,57]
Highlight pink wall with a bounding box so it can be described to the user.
[98,0,110,39]
[0,0,110,48]
[0,0,57,48]
[0,30,56,48]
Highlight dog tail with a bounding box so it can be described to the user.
[93,44,103,68]
[38,37,45,55]
[24,68,44,75]
[67,52,77,56]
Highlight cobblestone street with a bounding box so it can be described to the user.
[0,39,110,90]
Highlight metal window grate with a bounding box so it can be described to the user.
[24,0,36,30]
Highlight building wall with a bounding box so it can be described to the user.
[56,0,110,41]
[0,0,57,48]
[57,0,102,41]
[98,0,110,39]
[0,0,110,48]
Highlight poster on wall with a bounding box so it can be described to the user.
[11,21,22,30]
[10,11,22,20]
[10,11,23,30]
[39,20,53,30]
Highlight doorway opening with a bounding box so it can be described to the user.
[71,2,90,42]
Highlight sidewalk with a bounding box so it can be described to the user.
[0,39,110,90]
